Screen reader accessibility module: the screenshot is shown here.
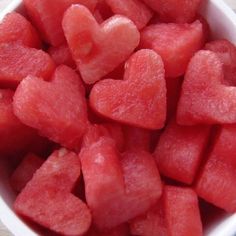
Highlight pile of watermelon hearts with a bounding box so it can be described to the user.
[1,0,236,235]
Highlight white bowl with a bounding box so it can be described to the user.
[0,0,236,235]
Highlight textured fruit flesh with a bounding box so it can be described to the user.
[0,12,41,48]
[13,65,88,150]
[14,149,91,236]
[23,0,97,46]
[0,43,55,88]
[140,20,204,77]
[154,119,210,184]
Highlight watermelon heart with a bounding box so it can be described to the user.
[177,50,236,125]
[90,49,166,130]
[62,4,140,84]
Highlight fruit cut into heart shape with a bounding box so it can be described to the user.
[90,49,167,130]
[62,4,140,84]
[177,50,236,125]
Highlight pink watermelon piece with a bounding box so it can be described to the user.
[164,186,203,236]
[14,148,91,236]
[205,39,236,86]
[11,153,44,192]
[123,125,151,151]
[196,124,236,212]
[90,49,166,129]
[140,20,204,78]
[23,0,97,46]
[105,0,153,29]
[142,0,201,23]
[48,43,76,68]
[130,197,167,236]
[0,89,38,156]
[13,65,88,150]
[80,126,162,229]
[62,4,140,84]
[154,119,210,184]
[177,50,236,125]
[0,12,41,48]
[0,42,55,88]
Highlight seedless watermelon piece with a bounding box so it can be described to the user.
[13,65,88,150]
[23,0,97,46]
[205,39,236,86]
[80,127,162,229]
[0,12,40,48]
[140,20,204,78]
[130,197,167,236]
[90,49,166,129]
[48,43,76,68]
[93,0,113,23]
[0,89,38,155]
[14,148,91,236]
[0,43,55,88]
[11,153,44,192]
[123,125,151,151]
[154,119,210,184]
[63,4,140,84]
[177,50,236,125]
[105,0,153,29]
[164,186,203,236]
[196,124,236,212]
[142,0,201,23]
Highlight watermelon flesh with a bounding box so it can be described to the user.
[11,153,44,192]
[164,186,203,236]
[14,148,91,236]
[196,124,236,212]
[142,0,202,23]
[13,65,88,150]
[205,39,236,86]
[80,126,162,229]
[62,4,140,84]
[154,119,210,184]
[105,0,153,29]
[0,42,55,88]
[48,43,76,68]
[177,50,236,125]
[0,12,41,48]
[90,49,166,129]
[23,0,97,46]
[140,20,204,78]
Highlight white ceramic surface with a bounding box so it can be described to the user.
[0,0,236,235]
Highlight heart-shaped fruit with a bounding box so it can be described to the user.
[13,65,88,150]
[80,126,162,229]
[62,4,140,84]
[177,50,236,125]
[14,148,92,236]
[90,49,166,130]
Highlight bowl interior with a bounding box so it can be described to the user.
[0,0,236,235]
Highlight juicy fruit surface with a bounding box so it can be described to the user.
[80,126,162,229]
[90,49,166,129]
[196,125,236,212]
[23,0,97,46]
[0,43,55,88]
[205,39,236,86]
[140,20,204,78]
[63,4,140,84]
[11,153,44,192]
[154,119,210,184]
[177,50,236,125]
[105,0,153,29]
[0,12,40,48]
[164,186,203,236]
[143,0,201,23]
[13,65,88,150]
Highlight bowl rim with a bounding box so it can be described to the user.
[0,0,236,235]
